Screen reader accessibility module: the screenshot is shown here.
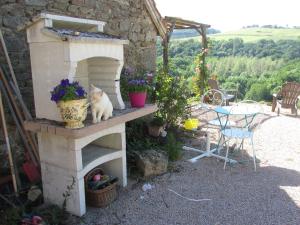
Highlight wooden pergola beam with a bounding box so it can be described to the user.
[164,16,210,29]
[144,0,168,40]
[144,1,210,74]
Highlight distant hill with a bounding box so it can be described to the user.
[209,28,300,42]
[171,28,220,39]
[176,28,300,42]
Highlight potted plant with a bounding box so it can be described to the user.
[148,115,165,137]
[128,79,149,108]
[50,79,88,129]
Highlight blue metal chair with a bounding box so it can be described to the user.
[183,89,237,163]
[219,100,263,171]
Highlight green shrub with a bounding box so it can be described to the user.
[126,119,159,152]
[245,82,272,101]
[164,132,182,161]
[155,69,190,127]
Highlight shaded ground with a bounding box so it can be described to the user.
[75,107,300,225]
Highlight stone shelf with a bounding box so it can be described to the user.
[24,104,157,139]
[82,144,122,172]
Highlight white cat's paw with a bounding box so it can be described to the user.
[92,119,97,124]
[97,118,102,123]
[103,116,109,121]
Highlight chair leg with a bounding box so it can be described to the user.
[240,139,245,159]
[218,134,224,155]
[251,138,256,171]
[217,132,224,155]
[224,141,230,170]
[272,97,276,112]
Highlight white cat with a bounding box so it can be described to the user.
[90,84,113,123]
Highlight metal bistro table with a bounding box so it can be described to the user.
[183,103,260,164]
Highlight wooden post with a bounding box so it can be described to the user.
[0,91,18,194]
[195,25,209,94]
[162,37,169,74]
[201,26,208,94]
[162,22,176,74]
[0,29,21,94]
[200,26,208,49]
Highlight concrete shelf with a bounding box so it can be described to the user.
[82,144,122,172]
[24,104,157,139]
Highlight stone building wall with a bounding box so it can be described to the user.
[0,0,158,171]
[0,0,158,114]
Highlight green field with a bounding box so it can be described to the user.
[179,28,300,42]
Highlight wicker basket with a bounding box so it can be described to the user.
[85,167,117,208]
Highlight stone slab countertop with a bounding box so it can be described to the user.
[24,104,157,139]
[42,28,129,44]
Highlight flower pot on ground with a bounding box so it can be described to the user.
[128,79,149,108]
[51,79,88,129]
[148,116,165,137]
[148,125,163,137]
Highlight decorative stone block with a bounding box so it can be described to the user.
[136,150,168,177]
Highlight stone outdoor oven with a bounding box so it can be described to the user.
[23,13,157,216]
[25,13,127,121]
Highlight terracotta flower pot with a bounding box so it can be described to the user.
[57,98,88,129]
[148,125,164,137]
[129,92,147,108]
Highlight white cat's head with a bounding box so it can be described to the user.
[90,84,103,102]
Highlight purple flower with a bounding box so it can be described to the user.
[51,94,59,103]
[58,89,65,97]
[76,87,85,97]
[128,79,147,86]
[50,79,86,102]
[60,79,70,87]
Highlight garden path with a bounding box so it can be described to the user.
[75,107,300,225]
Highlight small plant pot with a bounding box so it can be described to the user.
[148,125,164,137]
[129,92,147,108]
[184,118,199,131]
[57,98,88,129]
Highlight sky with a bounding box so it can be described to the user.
[155,0,300,31]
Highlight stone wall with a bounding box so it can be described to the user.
[0,0,158,172]
[0,0,158,114]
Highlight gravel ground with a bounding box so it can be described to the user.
[74,108,300,225]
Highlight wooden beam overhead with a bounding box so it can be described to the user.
[144,1,211,39]
[164,16,210,29]
[144,0,168,39]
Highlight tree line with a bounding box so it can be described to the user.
[156,38,300,101]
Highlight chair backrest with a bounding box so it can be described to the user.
[208,79,220,90]
[201,89,225,108]
[280,82,300,107]
[199,89,226,130]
